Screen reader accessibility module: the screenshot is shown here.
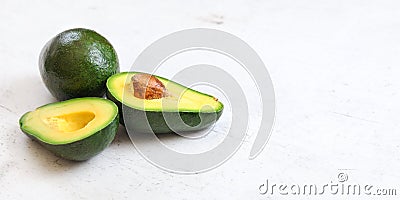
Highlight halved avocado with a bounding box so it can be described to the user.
[106,72,223,133]
[19,97,119,161]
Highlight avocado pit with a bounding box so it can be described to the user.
[131,73,167,100]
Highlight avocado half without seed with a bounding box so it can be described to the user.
[106,72,224,134]
[19,98,119,161]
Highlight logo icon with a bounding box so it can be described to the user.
[124,28,275,173]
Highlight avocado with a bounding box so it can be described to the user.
[106,72,223,133]
[39,28,119,100]
[19,97,119,161]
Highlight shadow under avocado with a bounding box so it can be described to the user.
[24,136,85,172]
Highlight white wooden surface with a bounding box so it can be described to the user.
[1,0,400,199]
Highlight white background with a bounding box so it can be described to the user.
[1,0,400,199]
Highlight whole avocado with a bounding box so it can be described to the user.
[39,28,119,100]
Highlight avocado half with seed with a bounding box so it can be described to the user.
[19,97,119,161]
[106,72,224,133]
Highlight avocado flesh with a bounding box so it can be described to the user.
[19,97,119,161]
[39,28,119,100]
[106,72,224,133]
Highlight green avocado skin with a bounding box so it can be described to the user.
[40,28,119,100]
[20,115,119,161]
[106,90,222,134]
